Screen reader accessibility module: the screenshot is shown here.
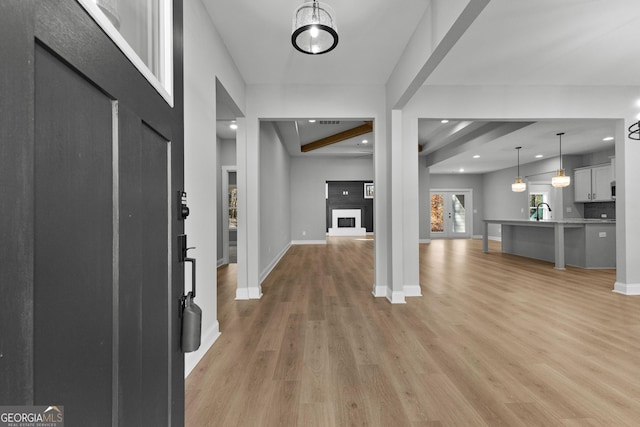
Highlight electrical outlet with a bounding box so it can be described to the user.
[601,213,607,218]
[599,232,607,238]
[566,207,572,213]
[302,230,306,236]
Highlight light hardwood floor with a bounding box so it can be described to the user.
[186,237,640,426]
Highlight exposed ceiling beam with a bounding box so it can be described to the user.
[301,121,373,152]
[424,122,535,168]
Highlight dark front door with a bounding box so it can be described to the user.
[1,1,184,426]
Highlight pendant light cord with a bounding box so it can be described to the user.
[557,132,564,169]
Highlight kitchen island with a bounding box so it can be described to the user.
[482,219,616,270]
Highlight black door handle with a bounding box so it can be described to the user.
[184,256,196,299]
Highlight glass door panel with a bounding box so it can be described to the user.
[430,190,472,238]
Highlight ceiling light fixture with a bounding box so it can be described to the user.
[362,139,368,144]
[441,119,449,124]
[473,155,480,159]
[512,146,526,193]
[551,132,570,188]
[535,154,543,158]
[308,119,316,123]
[603,136,614,141]
[229,120,238,130]
[292,1,338,55]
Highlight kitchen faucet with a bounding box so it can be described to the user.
[535,202,551,221]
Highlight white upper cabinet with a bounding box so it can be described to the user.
[574,164,613,202]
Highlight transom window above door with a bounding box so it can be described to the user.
[78,0,174,106]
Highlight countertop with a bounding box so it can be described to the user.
[484,218,616,226]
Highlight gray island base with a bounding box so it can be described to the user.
[482,219,616,270]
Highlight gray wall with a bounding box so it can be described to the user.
[290,157,374,241]
[260,122,291,275]
[480,153,612,239]
[216,137,236,262]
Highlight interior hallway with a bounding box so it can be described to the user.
[186,238,640,426]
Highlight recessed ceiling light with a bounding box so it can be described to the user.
[441,119,449,124]
[362,139,368,144]
[473,155,480,159]
[603,136,614,141]
[535,154,543,158]
[308,119,316,123]
[459,168,464,173]
[229,121,238,130]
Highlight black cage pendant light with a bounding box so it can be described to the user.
[292,0,338,55]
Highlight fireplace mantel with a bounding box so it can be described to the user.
[328,208,366,236]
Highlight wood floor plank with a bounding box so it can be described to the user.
[186,238,640,426]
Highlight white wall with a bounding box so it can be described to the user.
[183,0,246,377]
[290,157,374,242]
[259,122,291,281]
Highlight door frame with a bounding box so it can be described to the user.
[221,166,237,265]
[429,188,474,239]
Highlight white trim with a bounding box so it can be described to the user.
[387,289,406,304]
[404,285,422,297]
[419,239,431,244]
[372,284,387,298]
[259,243,291,284]
[184,322,221,378]
[429,188,474,239]
[216,258,225,268]
[472,235,483,240]
[488,236,502,242]
[613,282,640,296]
[248,286,263,300]
[291,240,327,245]
[77,0,174,106]
[221,166,237,265]
[235,288,250,300]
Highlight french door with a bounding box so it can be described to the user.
[430,190,472,238]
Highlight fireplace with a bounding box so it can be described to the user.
[328,209,366,236]
[338,217,355,228]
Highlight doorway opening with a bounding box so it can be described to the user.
[430,189,473,238]
[221,167,237,264]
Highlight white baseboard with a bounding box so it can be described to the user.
[217,258,225,268]
[404,284,422,297]
[387,289,406,304]
[613,282,640,296]
[472,235,483,240]
[260,243,291,284]
[235,287,250,300]
[291,240,326,245]
[419,239,431,244]
[248,286,263,299]
[488,236,502,242]
[372,284,387,298]
[184,321,221,378]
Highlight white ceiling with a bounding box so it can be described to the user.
[202,0,429,85]
[211,0,640,172]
